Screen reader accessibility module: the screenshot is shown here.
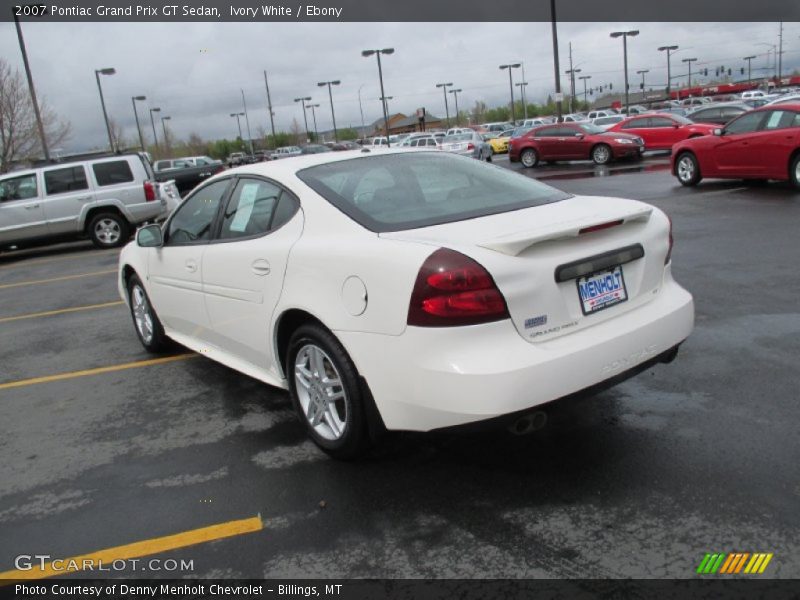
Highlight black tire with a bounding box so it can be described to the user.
[675,152,702,187]
[789,154,800,189]
[87,212,130,249]
[127,274,171,353]
[520,148,539,168]
[591,144,612,165]
[287,323,370,459]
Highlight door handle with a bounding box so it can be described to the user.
[24,204,41,209]
[76,196,93,202]
[185,259,198,273]
[251,259,271,276]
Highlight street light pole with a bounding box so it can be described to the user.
[435,82,453,127]
[263,70,277,145]
[160,116,171,152]
[449,88,462,126]
[131,95,146,151]
[149,107,161,152]
[240,89,254,154]
[358,84,365,133]
[306,103,320,141]
[743,55,756,84]
[516,82,529,119]
[13,13,49,160]
[317,80,341,142]
[499,63,521,123]
[94,67,116,151]
[578,75,591,107]
[230,112,244,145]
[293,97,312,141]
[682,57,697,90]
[610,30,639,116]
[550,0,563,122]
[658,45,679,100]
[362,48,394,146]
[637,69,649,102]
[565,67,581,113]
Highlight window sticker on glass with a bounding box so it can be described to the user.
[230,183,260,232]
[765,111,783,129]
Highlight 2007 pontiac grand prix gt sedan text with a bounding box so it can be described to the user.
[118,148,694,458]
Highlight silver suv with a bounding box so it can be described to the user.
[0,152,171,250]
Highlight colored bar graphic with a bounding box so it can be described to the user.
[698,552,774,575]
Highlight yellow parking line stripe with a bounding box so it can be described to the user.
[0,515,263,582]
[0,301,124,324]
[0,354,198,391]
[0,269,117,290]
[0,248,120,270]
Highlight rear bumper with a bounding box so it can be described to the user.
[337,274,693,431]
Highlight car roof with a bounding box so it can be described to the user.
[754,102,800,111]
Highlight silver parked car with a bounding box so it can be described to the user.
[0,152,171,250]
[270,146,303,160]
[441,131,493,161]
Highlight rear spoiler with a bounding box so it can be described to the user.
[478,206,653,256]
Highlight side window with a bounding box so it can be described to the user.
[44,166,89,195]
[0,174,38,202]
[763,110,795,130]
[535,127,560,137]
[352,167,396,205]
[166,179,230,245]
[219,179,281,240]
[793,113,800,127]
[426,138,437,146]
[725,111,766,134]
[648,117,675,128]
[409,139,420,147]
[155,161,171,170]
[92,160,134,186]
[620,118,645,130]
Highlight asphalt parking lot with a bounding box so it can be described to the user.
[1,156,799,580]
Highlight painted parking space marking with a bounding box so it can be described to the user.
[0,354,198,391]
[0,515,263,582]
[0,249,120,271]
[0,301,124,324]
[0,269,117,290]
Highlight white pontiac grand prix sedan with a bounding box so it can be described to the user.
[118,148,694,458]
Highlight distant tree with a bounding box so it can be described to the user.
[337,128,358,141]
[290,118,305,145]
[0,58,71,172]
[470,100,488,124]
[106,116,128,152]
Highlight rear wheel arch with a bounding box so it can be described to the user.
[275,308,326,378]
[84,204,127,229]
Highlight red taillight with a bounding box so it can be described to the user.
[579,219,624,235]
[467,143,475,150]
[665,215,674,264]
[143,180,156,202]
[408,248,509,327]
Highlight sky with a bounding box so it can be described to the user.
[0,20,798,151]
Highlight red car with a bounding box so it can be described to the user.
[607,113,717,150]
[508,122,644,167]
[672,104,800,188]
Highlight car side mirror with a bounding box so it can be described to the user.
[575,133,584,139]
[713,128,723,136]
[673,123,680,128]
[136,224,163,247]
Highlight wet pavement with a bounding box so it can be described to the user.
[1,159,798,579]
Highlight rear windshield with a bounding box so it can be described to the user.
[296,152,570,232]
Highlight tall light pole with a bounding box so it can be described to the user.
[550,0,563,122]
[658,45,679,100]
[357,84,365,134]
[637,69,649,102]
[131,95,146,151]
[13,13,49,160]
[743,55,756,84]
[317,80,341,142]
[362,48,394,145]
[449,88,462,126]
[757,43,778,80]
[95,67,116,151]
[263,71,277,145]
[578,75,591,107]
[778,21,783,80]
[240,89,254,155]
[565,67,581,113]
[682,57,697,91]
[306,103,320,141]
[610,30,639,116]
[149,107,161,152]
[294,97,312,142]
[499,63,521,123]
[435,82,453,127]
[160,116,171,152]
[515,82,529,119]
[230,112,244,145]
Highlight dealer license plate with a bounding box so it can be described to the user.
[576,265,628,315]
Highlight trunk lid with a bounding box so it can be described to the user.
[381,195,671,343]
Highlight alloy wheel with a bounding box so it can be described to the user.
[294,344,348,441]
